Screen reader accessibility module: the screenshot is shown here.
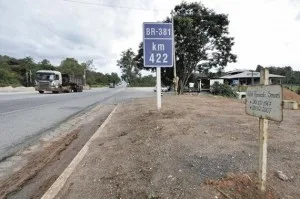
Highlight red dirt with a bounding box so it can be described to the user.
[283,88,300,103]
[202,172,277,199]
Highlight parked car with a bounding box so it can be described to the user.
[153,85,170,92]
[109,83,115,88]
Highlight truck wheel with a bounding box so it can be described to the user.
[39,91,44,94]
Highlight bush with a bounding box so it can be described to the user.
[211,82,238,98]
[0,68,20,87]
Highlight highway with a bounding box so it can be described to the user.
[0,87,154,160]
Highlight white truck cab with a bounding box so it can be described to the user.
[35,70,62,93]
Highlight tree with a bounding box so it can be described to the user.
[117,48,140,84]
[136,2,237,94]
[110,72,121,84]
[81,59,94,71]
[255,65,264,72]
[58,58,84,77]
[38,59,55,70]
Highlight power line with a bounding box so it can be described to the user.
[62,0,169,12]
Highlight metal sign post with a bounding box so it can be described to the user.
[156,67,161,109]
[246,68,283,198]
[143,22,174,110]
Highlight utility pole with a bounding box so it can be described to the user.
[25,71,29,87]
[83,68,86,86]
[29,70,32,86]
[172,12,178,95]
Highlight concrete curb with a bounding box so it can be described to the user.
[41,105,119,199]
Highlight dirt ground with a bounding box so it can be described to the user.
[283,88,300,104]
[0,105,114,199]
[57,95,300,199]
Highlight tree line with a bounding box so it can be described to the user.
[256,65,300,85]
[0,55,121,87]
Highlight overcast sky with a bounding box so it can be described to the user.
[0,0,300,75]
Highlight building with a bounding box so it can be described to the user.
[192,69,285,93]
[219,70,285,85]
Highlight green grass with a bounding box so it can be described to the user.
[231,85,248,92]
[283,84,300,93]
[90,84,107,88]
[0,83,21,87]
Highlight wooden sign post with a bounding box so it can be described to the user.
[258,69,269,198]
[245,68,283,198]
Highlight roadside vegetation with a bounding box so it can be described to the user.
[0,55,121,87]
[116,49,156,87]
[211,82,238,98]
[126,75,156,87]
[283,84,300,94]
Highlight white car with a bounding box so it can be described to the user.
[154,86,170,92]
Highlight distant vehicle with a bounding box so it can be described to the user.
[109,83,115,88]
[154,85,170,92]
[35,70,83,94]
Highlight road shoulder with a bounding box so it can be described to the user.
[44,96,300,199]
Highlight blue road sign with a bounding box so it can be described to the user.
[143,23,173,67]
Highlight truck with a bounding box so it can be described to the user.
[35,70,83,94]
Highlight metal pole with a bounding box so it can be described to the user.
[258,68,269,199]
[172,13,177,95]
[157,67,161,110]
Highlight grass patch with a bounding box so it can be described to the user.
[90,84,108,88]
[0,83,22,88]
[283,84,300,93]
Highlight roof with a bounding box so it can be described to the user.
[220,71,285,79]
[37,70,61,74]
[226,69,248,75]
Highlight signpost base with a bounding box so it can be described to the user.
[157,67,161,110]
[259,117,268,198]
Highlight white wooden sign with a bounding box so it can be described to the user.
[246,85,283,122]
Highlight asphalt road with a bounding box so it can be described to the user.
[0,86,154,160]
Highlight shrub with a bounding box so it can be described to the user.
[211,82,238,98]
[0,68,20,87]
